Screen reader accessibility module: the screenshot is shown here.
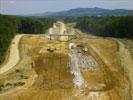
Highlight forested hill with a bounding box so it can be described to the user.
[30,8,133,17]
[0,14,56,63]
[76,16,133,38]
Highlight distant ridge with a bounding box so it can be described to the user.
[29,7,133,17]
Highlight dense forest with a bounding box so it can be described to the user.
[0,14,55,64]
[76,16,133,38]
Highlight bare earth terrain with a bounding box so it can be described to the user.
[0,22,133,100]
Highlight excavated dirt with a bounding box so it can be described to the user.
[0,22,132,100]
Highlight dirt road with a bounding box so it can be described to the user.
[115,39,133,99]
[0,34,24,74]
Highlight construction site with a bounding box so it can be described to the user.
[0,21,133,100]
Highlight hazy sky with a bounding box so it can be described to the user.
[0,0,133,15]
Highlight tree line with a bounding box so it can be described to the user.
[0,14,55,63]
[76,16,133,38]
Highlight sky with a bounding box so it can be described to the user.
[0,0,133,15]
